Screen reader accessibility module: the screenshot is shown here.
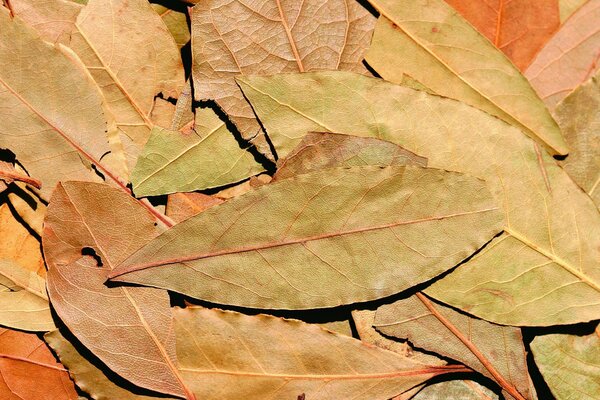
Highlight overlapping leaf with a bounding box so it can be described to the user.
[191,0,375,156]
[364,0,567,156]
[236,71,600,325]
[43,182,193,399]
[525,0,600,111]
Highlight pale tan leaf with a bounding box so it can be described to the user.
[10,0,81,43]
[556,71,600,207]
[364,0,567,156]
[167,192,225,224]
[411,380,499,400]
[559,0,588,21]
[152,4,190,49]
[174,307,467,399]
[0,203,44,277]
[110,165,503,310]
[0,8,112,199]
[43,182,193,398]
[375,294,535,400]
[191,0,376,156]
[7,183,47,236]
[274,132,427,181]
[0,328,78,399]
[0,161,41,189]
[526,0,600,110]
[236,71,600,325]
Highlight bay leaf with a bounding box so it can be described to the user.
[0,327,78,399]
[236,71,600,325]
[110,165,503,309]
[0,260,54,332]
[374,294,535,400]
[525,0,600,111]
[10,0,81,43]
[152,4,190,49]
[530,325,600,400]
[364,0,567,156]
[556,70,600,208]
[274,132,427,181]
[43,182,193,399]
[167,192,225,224]
[0,7,112,199]
[0,161,41,190]
[411,380,499,400]
[7,182,47,236]
[444,0,559,71]
[45,330,175,400]
[191,0,376,156]
[131,107,265,196]
[559,0,588,21]
[174,307,468,399]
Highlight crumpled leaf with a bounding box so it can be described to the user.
[0,7,112,199]
[531,325,600,400]
[364,0,567,156]
[131,107,265,196]
[45,330,175,400]
[556,70,600,208]
[444,0,559,71]
[374,294,535,400]
[236,71,600,325]
[0,260,54,332]
[525,0,600,111]
[110,165,503,309]
[274,132,427,181]
[174,307,468,400]
[411,380,499,400]
[0,327,78,399]
[191,0,375,156]
[43,182,193,399]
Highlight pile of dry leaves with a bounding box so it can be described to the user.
[0,0,598,399]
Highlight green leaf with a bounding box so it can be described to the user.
[363,0,567,156]
[236,71,600,325]
[531,326,600,400]
[131,108,265,196]
[556,70,600,208]
[174,307,466,399]
[110,165,502,310]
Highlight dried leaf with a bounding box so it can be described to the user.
[45,330,175,400]
[530,326,600,400]
[191,0,375,156]
[444,0,559,71]
[556,71,600,208]
[559,0,588,21]
[43,182,193,399]
[131,107,265,196]
[152,4,190,49]
[0,327,78,399]
[374,294,535,400]
[110,165,503,309]
[411,380,499,400]
[0,161,42,189]
[236,71,600,325]
[0,8,111,199]
[274,132,427,181]
[7,183,47,236]
[525,0,600,111]
[174,307,467,399]
[10,0,81,43]
[364,0,567,156]
[166,192,225,223]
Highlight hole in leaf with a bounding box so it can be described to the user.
[81,247,103,267]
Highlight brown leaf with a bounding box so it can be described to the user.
[0,161,42,189]
[167,192,225,223]
[191,0,375,156]
[0,328,78,399]
[43,182,193,399]
[444,0,559,71]
[525,0,600,110]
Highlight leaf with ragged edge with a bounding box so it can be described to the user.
[559,0,588,21]
[525,0,600,111]
[531,325,600,400]
[363,0,567,156]
[131,107,265,196]
[374,294,535,400]
[274,132,427,181]
[42,182,193,399]
[443,0,559,71]
[411,380,499,400]
[191,0,375,157]
[0,8,112,199]
[174,307,468,400]
[0,260,54,332]
[45,330,176,400]
[556,70,600,208]
[11,0,186,174]
[236,71,600,325]
[109,165,503,309]
[0,328,78,399]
